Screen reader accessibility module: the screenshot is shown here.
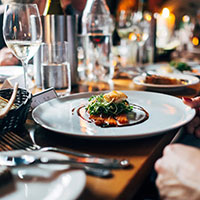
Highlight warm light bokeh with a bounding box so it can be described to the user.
[192,37,199,46]
[162,8,170,18]
[182,15,190,23]
[144,13,152,22]
[117,0,136,12]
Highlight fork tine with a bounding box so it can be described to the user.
[7,132,34,147]
[7,132,40,150]
[0,144,7,151]
[0,146,6,151]
[1,134,25,150]
[0,140,12,151]
[4,133,30,149]
[0,143,8,151]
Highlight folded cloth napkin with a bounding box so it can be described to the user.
[1,73,35,90]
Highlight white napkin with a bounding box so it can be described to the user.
[0,66,35,89]
[1,74,24,89]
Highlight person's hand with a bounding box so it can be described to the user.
[0,47,19,66]
[155,143,200,200]
[182,97,200,138]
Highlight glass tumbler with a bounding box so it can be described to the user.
[41,41,71,96]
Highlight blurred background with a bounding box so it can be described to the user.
[0,0,200,80]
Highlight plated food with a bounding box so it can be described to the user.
[77,90,149,128]
[144,74,188,85]
[32,91,196,139]
[133,73,199,91]
[145,62,200,77]
[170,61,192,72]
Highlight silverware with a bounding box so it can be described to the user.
[0,151,111,178]
[0,132,130,169]
[0,132,131,177]
[0,153,111,177]
[0,153,116,170]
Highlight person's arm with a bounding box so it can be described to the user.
[155,143,200,200]
[0,47,19,66]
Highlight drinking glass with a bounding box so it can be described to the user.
[116,10,137,68]
[116,10,150,71]
[130,11,150,68]
[41,41,71,96]
[117,10,134,41]
[3,3,42,89]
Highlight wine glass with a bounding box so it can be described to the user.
[116,10,150,71]
[117,10,134,41]
[3,3,42,89]
[130,11,150,69]
[116,10,137,71]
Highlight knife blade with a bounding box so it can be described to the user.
[0,154,129,169]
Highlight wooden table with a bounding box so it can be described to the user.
[23,79,200,199]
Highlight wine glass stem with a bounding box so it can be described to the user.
[21,60,29,89]
[138,45,143,68]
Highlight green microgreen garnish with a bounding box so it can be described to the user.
[170,61,192,72]
[86,94,133,116]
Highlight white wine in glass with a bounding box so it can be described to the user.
[130,11,150,69]
[117,10,134,40]
[3,3,42,89]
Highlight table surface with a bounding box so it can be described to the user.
[26,78,200,200]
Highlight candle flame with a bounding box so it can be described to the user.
[162,8,170,18]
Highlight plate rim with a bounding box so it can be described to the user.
[32,90,196,140]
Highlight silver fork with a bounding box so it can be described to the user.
[1,132,130,169]
[0,133,112,178]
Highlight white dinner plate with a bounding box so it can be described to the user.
[133,73,199,90]
[32,91,195,140]
[183,65,200,77]
[0,151,86,200]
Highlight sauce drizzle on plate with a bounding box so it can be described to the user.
[73,104,149,128]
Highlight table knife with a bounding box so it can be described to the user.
[0,154,129,169]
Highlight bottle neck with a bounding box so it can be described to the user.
[82,0,113,34]
[47,0,63,15]
[138,0,148,13]
[83,0,110,16]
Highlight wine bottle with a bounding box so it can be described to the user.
[46,0,63,15]
[33,0,65,88]
[81,0,114,82]
[138,0,147,13]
